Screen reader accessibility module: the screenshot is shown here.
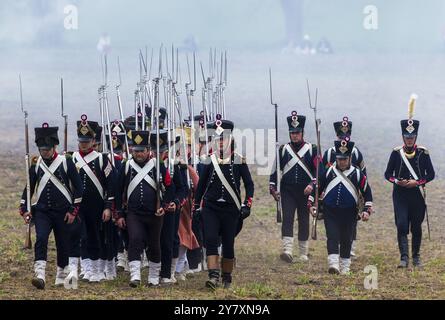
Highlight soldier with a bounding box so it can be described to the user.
[180,126,201,275]
[269,111,318,263]
[115,130,173,287]
[19,123,83,289]
[100,121,128,280]
[323,116,367,257]
[71,115,115,283]
[185,115,213,273]
[157,132,187,285]
[384,102,435,268]
[107,122,128,274]
[309,139,373,274]
[194,118,254,290]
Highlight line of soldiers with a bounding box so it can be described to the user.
[19,109,254,290]
[270,102,434,274]
[19,98,435,290]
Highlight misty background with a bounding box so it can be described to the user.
[1,0,444,177]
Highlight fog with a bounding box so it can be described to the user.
[1,0,445,177]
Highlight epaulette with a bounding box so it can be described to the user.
[393,146,403,151]
[64,151,74,156]
[65,153,73,160]
[31,156,38,165]
[417,146,429,154]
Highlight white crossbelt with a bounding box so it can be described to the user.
[127,159,157,199]
[210,154,241,210]
[324,166,358,203]
[73,151,104,198]
[282,143,313,179]
[35,155,72,204]
[399,149,419,180]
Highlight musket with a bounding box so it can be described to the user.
[200,62,210,156]
[20,75,32,249]
[422,186,431,240]
[61,78,68,153]
[186,52,197,168]
[116,57,130,157]
[222,51,227,118]
[154,45,163,212]
[102,55,115,166]
[269,69,282,223]
[139,50,146,130]
[307,80,321,240]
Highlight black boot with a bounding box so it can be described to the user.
[205,269,220,291]
[221,258,234,289]
[397,235,409,268]
[222,273,232,289]
[412,234,422,268]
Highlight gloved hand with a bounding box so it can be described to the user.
[240,205,250,219]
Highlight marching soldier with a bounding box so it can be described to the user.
[180,114,210,275]
[194,118,254,290]
[180,126,202,275]
[171,131,201,281]
[107,122,128,273]
[322,116,367,257]
[100,121,128,280]
[323,117,366,175]
[115,130,173,287]
[309,139,373,274]
[384,97,435,268]
[269,111,318,263]
[158,133,187,285]
[71,115,115,283]
[19,123,83,289]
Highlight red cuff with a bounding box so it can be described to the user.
[69,205,80,217]
[360,176,367,189]
[417,179,426,186]
[164,170,172,187]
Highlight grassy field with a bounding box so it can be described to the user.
[0,155,444,300]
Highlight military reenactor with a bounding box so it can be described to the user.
[187,114,214,273]
[269,111,318,263]
[115,130,173,287]
[100,121,128,279]
[157,132,187,285]
[384,96,435,268]
[71,115,115,283]
[322,116,367,257]
[19,123,83,289]
[309,139,373,274]
[179,127,201,275]
[194,118,254,290]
